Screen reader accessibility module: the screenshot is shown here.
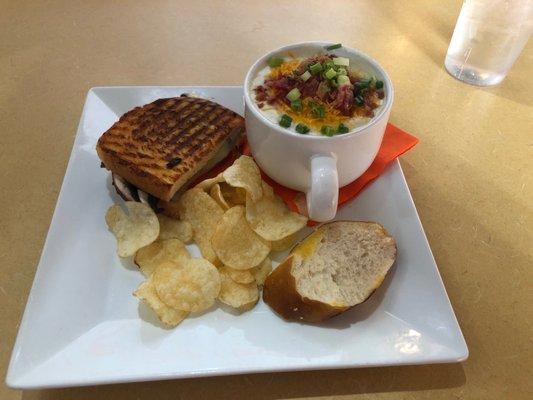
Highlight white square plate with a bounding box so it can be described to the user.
[6,87,468,389]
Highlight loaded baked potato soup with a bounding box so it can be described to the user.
[251,44,385,136]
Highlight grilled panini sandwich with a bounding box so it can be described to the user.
[97,96,245,202]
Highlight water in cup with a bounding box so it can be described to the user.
[445,0,532,86]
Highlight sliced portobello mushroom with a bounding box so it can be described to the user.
[112,173,139,202]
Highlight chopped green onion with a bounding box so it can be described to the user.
[268,57,284,68]
[312,105,325,119]
[325,43,342,51]
[333,57,350,67]
[295,123,310,134]
[309,62,323,75]
[300,70,311,82]
[320,125,336,137]
[291,99,302,112]
[375,80,384,89]
[337,68,347,76]
[337,123,349,134]
[354,95,365,106]
[337,75,351,86]
[324,60,335,70]
[354,78,371,90]
[325,68,337,80]
[279,114,292,128]
[286,88,301,101]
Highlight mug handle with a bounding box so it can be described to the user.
[306,155,339,222]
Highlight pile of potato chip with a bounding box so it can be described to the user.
[105,155,308,327]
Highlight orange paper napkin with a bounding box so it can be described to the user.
[196,124,418,221]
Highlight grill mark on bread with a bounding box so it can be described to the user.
[100,144,149,159]
[183,111,231,140]
[103,148,167,177]
[166,157,182,168]
[164,106,224,146]
[180,113,235,159]
[180,122,229,159]
[170,101,204,122]
[163,113,226,161]
[130,100,206,143]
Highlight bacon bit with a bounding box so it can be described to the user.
[299,76,320,98]
[363,90,380,109]
[256,90,267,101]
[332,86,354,115]
[265,76,288,89]
[316,81,330,100]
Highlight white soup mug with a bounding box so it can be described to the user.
[244,42,394,221]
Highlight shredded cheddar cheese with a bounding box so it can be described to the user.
[269,59,301,79]
[278,101,349,131]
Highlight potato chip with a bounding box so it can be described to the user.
[195,173,225,191]
[245,182,308,241]
[223,155,263,202]
[221,265,255,284]
[134,278,188,327]
[179,188,224,263]
[105,202,159,257]
[219,183,246,206]
[270,232,299,252]
[252,257,273,286]
[212,206,271,270]
[154,259,221,312]
[134,239,191,277]
[209,184,230,211]
[218,269,259,311]
[157,214,193,243]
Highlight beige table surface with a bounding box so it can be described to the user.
[1,0,532,399]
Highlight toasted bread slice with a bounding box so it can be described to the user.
[263,221,396,323]
[97,97,244,201]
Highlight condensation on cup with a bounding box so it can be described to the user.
[445,0,532,86]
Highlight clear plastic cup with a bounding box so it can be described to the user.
[445,0,532,86]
